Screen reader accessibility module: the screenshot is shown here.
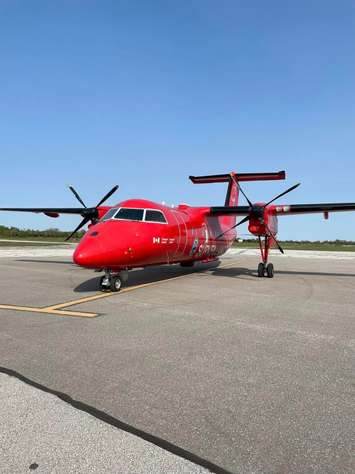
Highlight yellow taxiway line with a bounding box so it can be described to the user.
[0,260,237,319]
[0,304,97,318]
[45,272,205,311]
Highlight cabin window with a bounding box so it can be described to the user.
[144,210,167,223]
[101,208,118,221]
[115,208,144,221]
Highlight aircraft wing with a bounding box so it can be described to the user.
[209,202,355,216]
[0,207,96,218]
[0,207,87,214]
[273,203,355,215]
[209,206,251,216]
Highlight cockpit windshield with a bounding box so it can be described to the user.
[115,208,144,221]
[101,207,167,223]
[101,208,118,221]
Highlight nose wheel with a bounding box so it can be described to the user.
[110,276,122,292]
[100,270,128,292]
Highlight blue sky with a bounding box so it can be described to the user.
[0,0,355,239]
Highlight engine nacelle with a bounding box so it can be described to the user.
[248,206,278,236]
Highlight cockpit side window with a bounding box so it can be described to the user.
[101,208,118,221]
[144,210,167,223]
[115,208,144,221]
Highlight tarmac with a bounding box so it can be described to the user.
[0,247,354,473]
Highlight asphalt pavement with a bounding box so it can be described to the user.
[0,249,354,473]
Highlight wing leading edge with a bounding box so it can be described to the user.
[209,202,355,216]
[0,207,90,214]
[273,203,355,215]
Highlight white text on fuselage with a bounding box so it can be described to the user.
[153,237,176,244]
[197,243,217,256]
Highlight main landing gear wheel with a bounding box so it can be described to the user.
[266,263,274,278]
[257,263,275,278]
[110,276,122,292]
[257,263,265,277]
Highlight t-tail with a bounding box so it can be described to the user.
[189,171,286,206]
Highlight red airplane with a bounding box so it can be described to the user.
[2,170,355,291]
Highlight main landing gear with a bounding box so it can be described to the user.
[100,269,129,292]
[257,235,274,278]
[257,262,274,278]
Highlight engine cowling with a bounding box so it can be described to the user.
[248,206,278,236]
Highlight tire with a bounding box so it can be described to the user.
[100,275,110,291]
[180,261,195,267]
[110,276,122,292]
[266,263,274,278]
[257,263,265,277]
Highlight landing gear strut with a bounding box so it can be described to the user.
[100,269,129,292]
[257,236,274,278]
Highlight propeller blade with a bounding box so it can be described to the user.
[96,185,119,208]
[231,175,253,207]
[264,183,301,207]
[216,215,250,240]
[65,216,91,241]
[68,186,87,208]
[236,214,251,227]
[265,224,284,254]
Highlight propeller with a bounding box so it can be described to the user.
[232,176,253,207]
[65,216,92,242]
[263,182,300,207]
[96,185,120,208]
[216,215,249,239]
[65,185,119,241]
[69,186,87,208]
[265,224,284,254]
[217,179,300,244]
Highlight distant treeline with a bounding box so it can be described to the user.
[0,225,84,240]
[238,238,355,245]
[0,225,354,245]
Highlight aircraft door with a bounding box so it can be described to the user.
[170,210,187,260]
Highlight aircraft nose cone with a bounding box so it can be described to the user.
[73,231,117,268]
[73,248,91,267]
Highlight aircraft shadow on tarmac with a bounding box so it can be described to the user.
[74,262,222,293]
[17,259,74,265]
[74,266,355,293]
[210,267,355,279]
[16,259,355,292]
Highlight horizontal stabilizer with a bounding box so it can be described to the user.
[190,171,285,183]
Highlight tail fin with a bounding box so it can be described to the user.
[224,175,239,206]
[189,171,286,206]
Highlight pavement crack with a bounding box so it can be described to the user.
[0,366,234,474]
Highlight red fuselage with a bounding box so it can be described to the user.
[73,199,238,271]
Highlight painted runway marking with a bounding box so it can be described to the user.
[0,261,238,319]
[0,304,97,318]
[46,261,238,311]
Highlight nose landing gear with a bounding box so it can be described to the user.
[100,269,128,292]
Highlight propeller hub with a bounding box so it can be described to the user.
[250,205,264,220]
[66,185,119,241]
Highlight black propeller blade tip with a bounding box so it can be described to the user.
[96,185,119,208]
[68,185,87,208]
